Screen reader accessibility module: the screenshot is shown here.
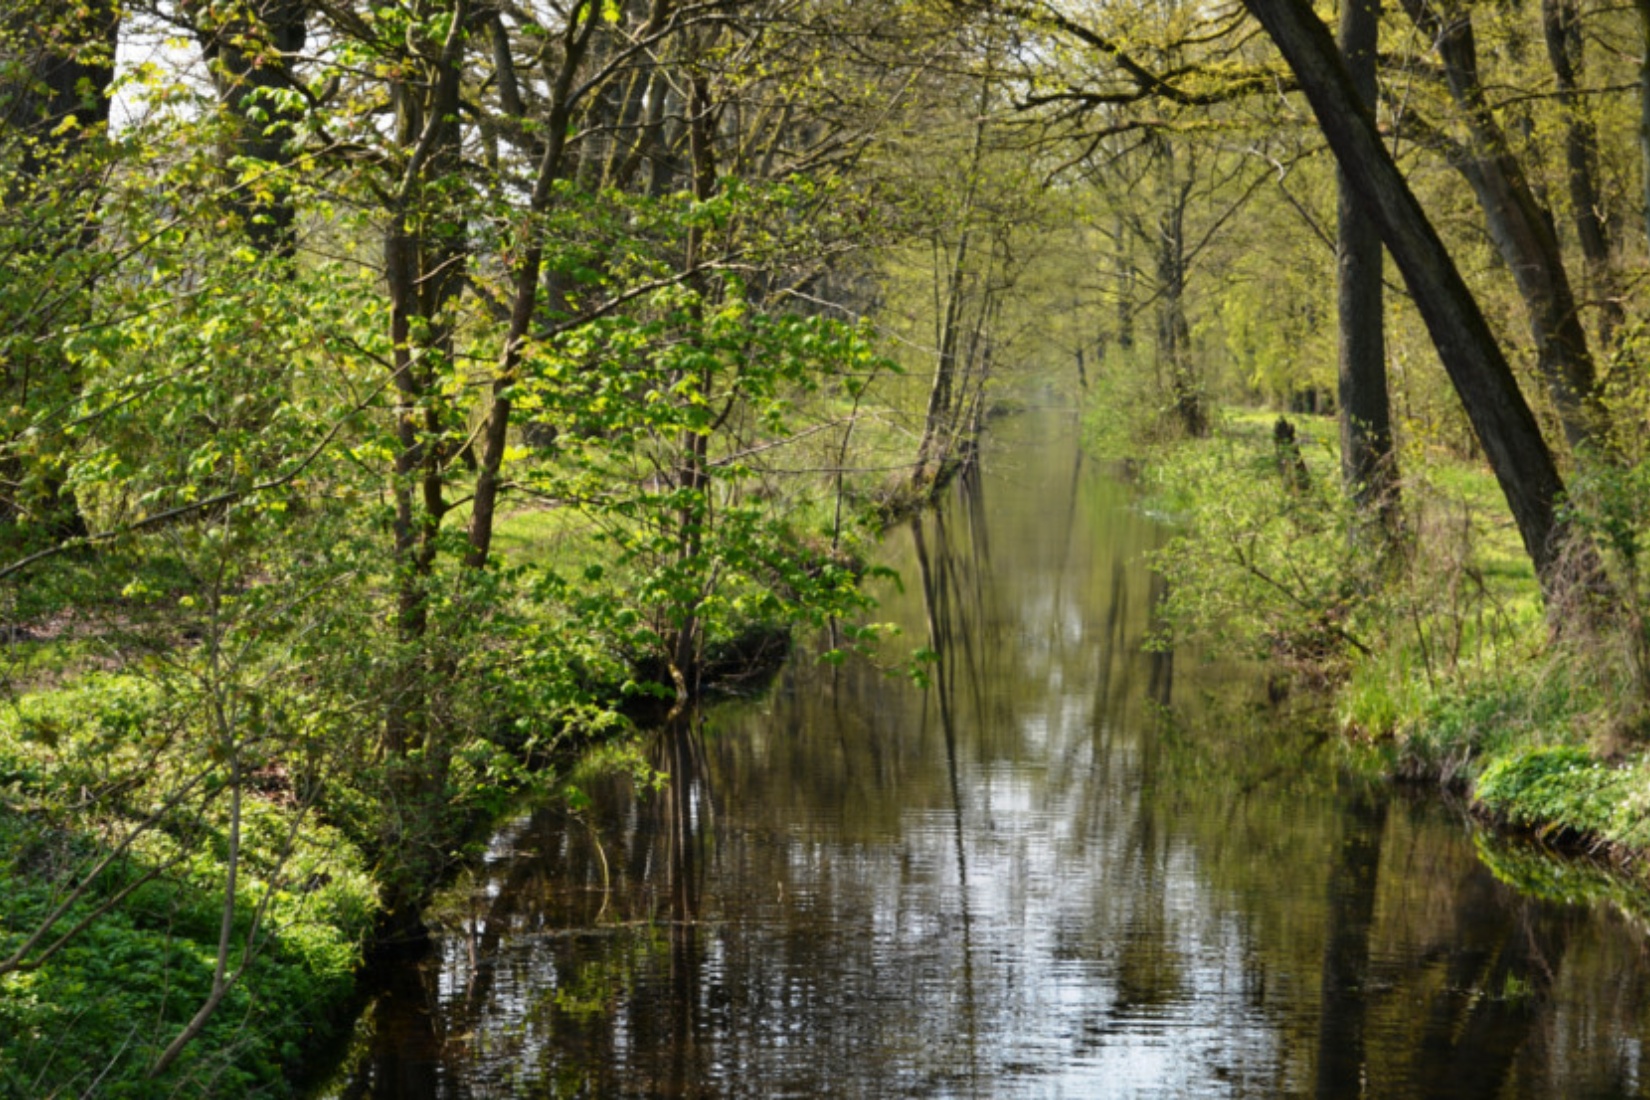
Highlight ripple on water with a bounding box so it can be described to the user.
[312,413,1650,1100]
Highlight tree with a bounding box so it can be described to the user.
[1336,0,1398,534]
[1241,0,1582,594]
[0,0,120,545]
[915,62,998,484]
[185,0,310,257]
[0,1,918,1078]
[1392,0,1609,452]
[1541,0,1624,357]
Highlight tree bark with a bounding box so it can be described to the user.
[1242,0,1579,593]
[4,0,119,183]
[0,0,119,541]
[1541,0,1623,356]
[1336,0,1399,530]
[917,68,992,485]
[667,63,719,697]
[1115,212,1136,351]
[379,0,470,932]
[465,0,604,569]
[191,0,309,257]
[1155,148,1205,438]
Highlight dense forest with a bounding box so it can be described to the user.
[7,0,1650,1093]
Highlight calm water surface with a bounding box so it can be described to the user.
[318,410,1650,1098]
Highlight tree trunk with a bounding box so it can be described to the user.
[1336,0,1399,532]
[465,1,605,569]
[0,0,118,543]
[668,69,719,697]
[379,0,470,934]
[1242,0,1581,594]
[1541,0,1623,356]
[5,0,119,184]
[1156,156,1205,437]
[191,0,308,257]
[917,67,993,485]
[1115,212,1136,352]
[918,225,973,483]
[1398,0,1606,452]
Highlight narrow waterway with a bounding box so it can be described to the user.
[318,410,1650,1098]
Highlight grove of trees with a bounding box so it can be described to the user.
[8,0,1650,1091]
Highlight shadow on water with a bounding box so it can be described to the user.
[314,409,1650,1099]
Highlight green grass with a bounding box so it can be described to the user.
[489,504,609,568]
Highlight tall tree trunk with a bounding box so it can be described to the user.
[466,0,606,569]
[379,0,469,935]
[1242,0,1583,596]
[1337,0,1399,532]
[1156,153,1205,437]
[669,69,719,696]
[952,289,998,471]
[1398,0,1607,452]
[919,225,973,483]
[917,67,992,486]
[5,0,119,181]
[1541,0,1623,357]
[0,0,119,543]
[1115,212,1136,352]
[191,0,308,257]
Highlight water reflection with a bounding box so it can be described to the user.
[316,410,1650,1098]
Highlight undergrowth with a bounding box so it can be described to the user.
[0,676,380,1098]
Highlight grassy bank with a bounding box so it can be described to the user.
[0,391,939,1099]
[1094,404,1650,870]
[0,508,872,1096]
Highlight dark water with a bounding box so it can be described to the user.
[317,411,1650,1099]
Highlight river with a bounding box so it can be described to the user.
[315,409,1650,1098]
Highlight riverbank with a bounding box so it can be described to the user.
[0,668,382,1095]
[0,410,947,1098]
[301,406,1650,1096]
[0,521,856,1096]
[1099,405,1650,874]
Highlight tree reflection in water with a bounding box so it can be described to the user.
[314,411,1650,1099]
